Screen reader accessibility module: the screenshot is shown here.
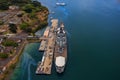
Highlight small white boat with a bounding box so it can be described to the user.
[50,11,55,14]
[56,2,66,6]
[50,17,53,19]
[52,11,55,14]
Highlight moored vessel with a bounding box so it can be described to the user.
[56,2,66,6]
[54,23,67,73]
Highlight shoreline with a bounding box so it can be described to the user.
[0,40,28,80]
[0,1,49,80]
[0,39,43,80]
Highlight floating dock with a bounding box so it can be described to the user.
[36,19,58,74]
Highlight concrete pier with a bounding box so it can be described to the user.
[36,19,58,74]
[39,27,50,51]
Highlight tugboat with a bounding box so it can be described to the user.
[54,23,67,73]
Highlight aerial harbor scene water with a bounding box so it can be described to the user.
[0,0,120,80]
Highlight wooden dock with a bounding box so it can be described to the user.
[36,19,58,74]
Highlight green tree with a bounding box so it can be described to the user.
[26,27,32,33]
[9,23,17,33]
[40,21,48,27]
[29,12,36,19]
[0,53,8,58]
[20,22,29,30]
[0,3,9,10]
[22,4,35,13]
[0,20,4,25]
[2,40,18,47]
[32,1,41,7]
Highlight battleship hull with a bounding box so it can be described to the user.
[54,45,67,73]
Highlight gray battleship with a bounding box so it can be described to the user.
[54,23,67,73]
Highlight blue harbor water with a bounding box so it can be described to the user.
[11,0,120,80]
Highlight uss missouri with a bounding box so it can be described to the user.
[54,23,67,73]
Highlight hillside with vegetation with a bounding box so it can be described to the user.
[0,0,31,10]
[0,1,49,79]
[0,0,49,34]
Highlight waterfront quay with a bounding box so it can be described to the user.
[39,27,50,51]
[36,19,58,74]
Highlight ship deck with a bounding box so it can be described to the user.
[54,45,67,60]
